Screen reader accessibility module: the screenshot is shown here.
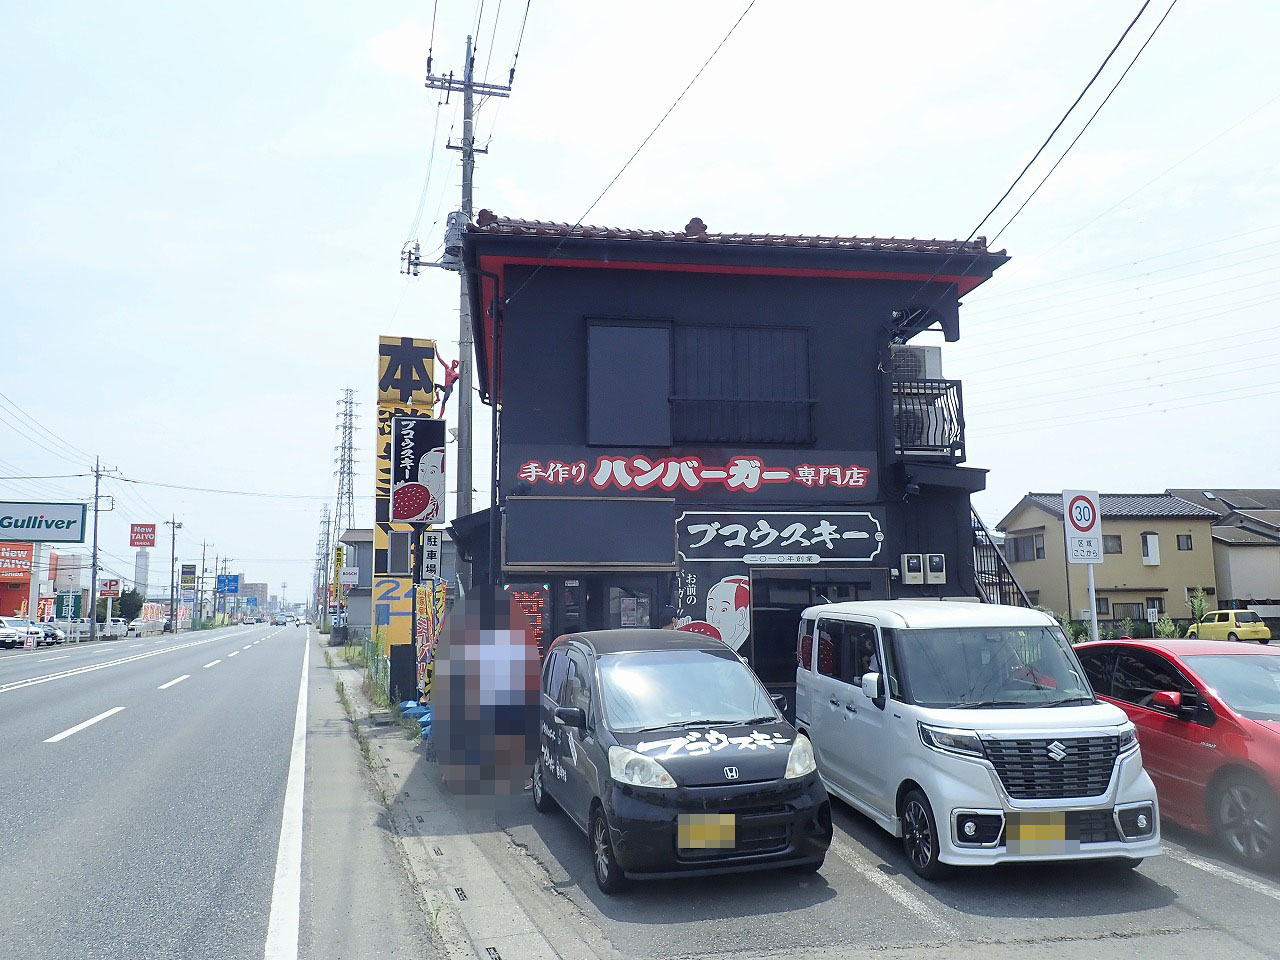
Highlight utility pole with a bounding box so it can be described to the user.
[89,457,101,643]
[165,517,181,632]
[199,540,209,626]
[418,36,512,587]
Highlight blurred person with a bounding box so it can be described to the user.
[432,588,542,811]
[657,605,678,629]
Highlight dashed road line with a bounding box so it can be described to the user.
[37,656,69,663]
[158,675,190,690]
[242,644,252,650]
[203,660,222,669]
[0,629,248,695]
[44,707,126,743]
[1166,846,1280,903]
[228,651,239,657]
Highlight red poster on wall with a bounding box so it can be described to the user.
[0,543,33,581]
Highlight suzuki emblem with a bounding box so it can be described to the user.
[723,766,740,780]
[1047,740,1068,762]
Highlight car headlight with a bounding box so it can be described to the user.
[1118,725,1139,753]
[608,746,676,789]
[785,735,817,779]
[919,723,985,758]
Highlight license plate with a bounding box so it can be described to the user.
[677,813,736,850]
[1007,812,1072,855]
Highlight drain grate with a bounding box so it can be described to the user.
[454,887,467,902]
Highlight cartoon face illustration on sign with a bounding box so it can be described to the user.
[417,446,446,523]
[706,576,750,651]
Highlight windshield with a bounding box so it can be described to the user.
[1186,655,1280,721]
[598,649,778,733]
[892,626,1094,709]
[1234,611,1262,624]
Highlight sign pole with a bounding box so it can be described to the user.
[1087,562,1099,644]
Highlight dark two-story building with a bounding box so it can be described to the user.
[452,211,1011,699]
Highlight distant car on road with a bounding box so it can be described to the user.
[1187,610,1271,644]
[1077,638,1280,870]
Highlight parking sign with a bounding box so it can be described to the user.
[1062,490,1102,564]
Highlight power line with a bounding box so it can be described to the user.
[482,0,504,82]
[0,390,94,462]
[508,0,532,83]
[503,0,758,306]
[989,0,1180,244]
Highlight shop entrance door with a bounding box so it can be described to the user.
[747,568,891,716]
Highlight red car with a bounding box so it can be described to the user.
[1075,638,1280,869]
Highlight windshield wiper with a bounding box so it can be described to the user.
[950,699,1034,709]
[1037,696,1095,707]
[660,717,770,728]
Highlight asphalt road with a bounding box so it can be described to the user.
[366,704,1280,960]
[0,624,434,960]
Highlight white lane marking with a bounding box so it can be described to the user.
[242,644,252,650]
[0,628,249,695]
[228,651,239,657]
[44,707,126,743]
[253,641,260,645]
[129,643,145,648]
[1165,846,1280,903]
[264,630,310,959]
[37,656,69,663]
[158,675,190,690]
[203,660,222,669]
[829,838,955,934]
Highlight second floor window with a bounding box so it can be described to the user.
[672,325,813,444]
[1103,535,1123,554]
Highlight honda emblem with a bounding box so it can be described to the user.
[1047,740,1068,762]
[723,766,740,780]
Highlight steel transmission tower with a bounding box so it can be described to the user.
[314,504,332,622]
[334,388,357,535]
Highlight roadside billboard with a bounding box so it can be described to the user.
[0,502,87,543]
[180,563,197,590]
[0,543,34,581]
[391,416,446,524]
[129,523,157,548]
[99,578,121,599]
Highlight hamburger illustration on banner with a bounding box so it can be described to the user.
[391,416,447,524]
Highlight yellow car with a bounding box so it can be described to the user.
[1188,609,1272,644]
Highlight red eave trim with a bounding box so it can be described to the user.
[477,254,991,295]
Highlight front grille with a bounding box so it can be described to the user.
[675,804,792,862]
[984,736,1119,799]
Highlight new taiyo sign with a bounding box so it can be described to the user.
[0,502,87,543]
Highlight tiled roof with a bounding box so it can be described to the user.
[469,210,1001,256]
[1167,488,1280,514]
[1023,493,1219,520]
[1212,527,1280,546]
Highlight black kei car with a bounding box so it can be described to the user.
[532,629,832,893]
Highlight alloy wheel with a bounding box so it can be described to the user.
[1219,782,1275,862]
[903,799,933,870]
[593,819,611,883]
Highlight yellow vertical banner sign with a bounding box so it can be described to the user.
[332,544,345,610]
[374,336,436,653]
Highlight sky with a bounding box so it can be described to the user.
[2,0,1279,599]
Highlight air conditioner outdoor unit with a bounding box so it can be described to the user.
[890,344,944,380]
[891,346,950,452]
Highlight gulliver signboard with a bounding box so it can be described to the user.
[0,502,87,543]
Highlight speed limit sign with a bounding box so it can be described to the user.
[1062,490,1102,564]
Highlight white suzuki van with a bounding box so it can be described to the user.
[795,601,1160,878]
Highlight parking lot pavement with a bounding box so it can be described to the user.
[353,708,1280,960]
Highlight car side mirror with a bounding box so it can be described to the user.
[1151,690,1182,711]
[771,693,788,713]
[554,706,586,729]
[862,672,883,702]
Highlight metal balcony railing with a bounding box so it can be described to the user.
[892,378,965,461]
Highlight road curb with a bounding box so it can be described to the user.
[318,638,562,960]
